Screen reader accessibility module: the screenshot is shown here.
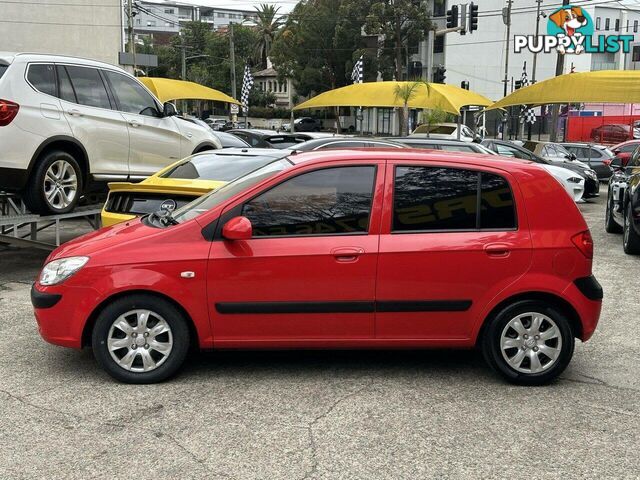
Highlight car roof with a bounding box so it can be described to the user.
[191,147,287,158]
[285,148,535,172]
[391,137,469,146]
[0,52,122,70]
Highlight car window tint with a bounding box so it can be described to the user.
[65,66,111,109]
[103,71,158,116]
[393,166,478,232]
[480,173,516,229]
[163,154,276,181]
[27,64,56,96]
[243,166,376,237]
[439,144,476,153]
[56,66,76,103]
[0,64,8,79]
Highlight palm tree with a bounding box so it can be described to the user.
[254,4,284,69]
[393,81,423,136]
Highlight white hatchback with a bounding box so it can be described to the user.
[0,53,222,214]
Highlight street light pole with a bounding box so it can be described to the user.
[550,0,570,142]
[229,23,237,101]
[502,0,512,139]
[531,0,543,83]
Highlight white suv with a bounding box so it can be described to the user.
[0,53,222,214]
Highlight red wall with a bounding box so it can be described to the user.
[566,115,640,143]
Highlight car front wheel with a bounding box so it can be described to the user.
[481,300,574,386]
[92,294,190,383]
[623,203,640,254]
[605,194,623,233]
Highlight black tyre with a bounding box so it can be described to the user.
[23,150,82,214]
[481,300,575,386]
[92,294,190,384]
[605,194,623,233]
[623,203,640,254]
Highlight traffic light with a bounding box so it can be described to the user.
[446,5,459,29]
[469,2,479,33]
[514,80,523,90]
[433,66,446,84]
[460,80,469,90]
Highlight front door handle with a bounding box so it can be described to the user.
[331,247,364,263]
[67,108,83,117]
[128,119,140,128]
[484,243,511,257]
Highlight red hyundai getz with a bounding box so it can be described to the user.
[31,149,603,385]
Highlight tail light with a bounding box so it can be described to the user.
[0,99,19,126]
[602,158,611,166]
[572,230,594,259]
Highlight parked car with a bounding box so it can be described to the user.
[604,146,640,254]
[410,123,480,142]
[392,137,492,153]
[228,129,315,149]
[292,137,406,152]
[102,149,287,227]
[32,149,602,385]
[590,124,631,144]
[204,118,227,131]
[281,117,322,132]
[482,139,587,202]
[522,141,599,198]
[212,131,250,149]
[609,139,640,166]
[0,53,222,214]
[560,142,614,180]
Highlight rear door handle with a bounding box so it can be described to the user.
[484,243,511,257]
[128,120,140,128]
[66,108,83,117]
[331,247,364,262]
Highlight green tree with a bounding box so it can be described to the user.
[394,81,422,136]
[420,107,450,137]
[254,4,285,69]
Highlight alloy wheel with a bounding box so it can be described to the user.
[43,159,78,210]
[107,309,173,372]
[500,312,563,374]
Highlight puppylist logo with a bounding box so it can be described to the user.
[514,5,633,55]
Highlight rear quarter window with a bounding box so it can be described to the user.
[27,64,57,96]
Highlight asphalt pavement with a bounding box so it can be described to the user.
[0,190,638,479]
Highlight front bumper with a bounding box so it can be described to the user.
[31,282,102,349]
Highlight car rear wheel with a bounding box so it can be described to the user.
[623,203,640,254]
[92,294,190,383]
[605,194,623,233]
[23,150,82,215]
[481,300,574,386]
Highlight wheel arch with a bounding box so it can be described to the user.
[191,142,217,154]
[81,289,199,350]
[28,136,90,187]
[475,291,582,347]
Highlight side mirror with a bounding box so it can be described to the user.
[610,157,623,169]
[222,216,252,240]
[163,102,178,117]
[473,134,482,143]
[564,153,577,161]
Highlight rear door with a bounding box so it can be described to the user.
[58,64,130,179]
[208,161,384,344]
[375,161,532,342]
[102,70,182,178]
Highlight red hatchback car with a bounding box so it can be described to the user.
[31,150,602,385]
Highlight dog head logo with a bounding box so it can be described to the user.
[547,5,593,54]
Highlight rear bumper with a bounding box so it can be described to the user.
[562,276,603,342]
[583,177,600,197]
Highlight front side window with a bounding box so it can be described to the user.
[242,166,376,237]
[65,66,111,109]
[27,64,56,96]
[104,71,159,116]
[392,166,516,232]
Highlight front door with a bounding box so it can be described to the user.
[375,162,532,342]
[208,162,384,345]
[102,70,182,178]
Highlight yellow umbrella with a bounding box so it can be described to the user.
[139,77,240,104]
[293,81,492,115]
[487,70,640,110]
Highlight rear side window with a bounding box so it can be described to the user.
[27,64,56,96]
[0,64,8,79]
[65,66,111,109]
[243,166,376,237]
[392,166,516,232]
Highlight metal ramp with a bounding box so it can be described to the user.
[0,193,102,251]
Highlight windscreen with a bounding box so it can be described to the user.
[161,153,280,182]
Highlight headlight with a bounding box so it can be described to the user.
[567,177,583,184]
[587,169,598,179]
[39,256,89,286]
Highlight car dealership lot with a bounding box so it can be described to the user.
[0,193,638,479]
